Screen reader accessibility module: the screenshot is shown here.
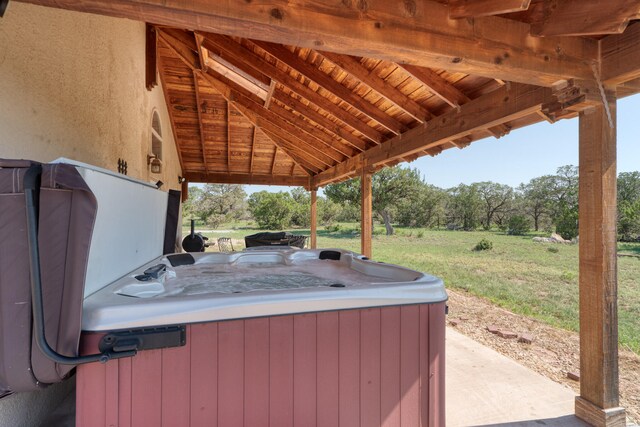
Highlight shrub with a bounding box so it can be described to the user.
[473,238,493,251]
[325,224,341,233]
[555,207,579,240]
[507,215,531,236]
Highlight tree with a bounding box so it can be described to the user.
[198,184,247,228]
[519,176,554,231]
[549,166,579,239]
[618,172,640,240]
[446,184,482,230]
[476,182,514,230]
[290,187,311,227]
[248,191,295,229]
[396,183,446,228]
[182,186,204,222]
[325,166,423,235]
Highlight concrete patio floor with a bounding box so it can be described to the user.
[447,327,588,427]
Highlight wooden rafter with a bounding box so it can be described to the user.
[200,33,386,144]
[271,147,279,175]
[319,51,432,123]
[313,83,563,187]
[531,0,640,37]
[249,127,256,174]
[159,27,322,175]
[192,71,209,173]
[400,64,510,138]
[270,91,368,152]
[449,0,531,19]
[184,172,309,187]
[201,72,335,169]
[253,41,407,135]
[266,102,356,158]
[20,0,598,85]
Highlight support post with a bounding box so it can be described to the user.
[360,168,372,258]
[310,189,317,249]
[575,90,626,427]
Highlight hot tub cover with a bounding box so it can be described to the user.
[0,159,97,396]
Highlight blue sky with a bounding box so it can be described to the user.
[242,95,640,194]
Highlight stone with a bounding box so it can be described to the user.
[497,330,518,339]
[449,319,460,327]
[567,371,580,381]
[518,334,534,344]
[486,325,500,334]
[550,233,566,243]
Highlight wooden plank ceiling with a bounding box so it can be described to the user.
[17,0,640,188]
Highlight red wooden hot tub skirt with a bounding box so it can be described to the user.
[77,303,445,427]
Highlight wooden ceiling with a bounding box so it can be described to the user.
[17,0,640,188]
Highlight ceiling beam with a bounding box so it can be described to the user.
[319,51,432,123]
[18,0,598,86]
[601,22,640,85]
[253,41,407,135]
[184,172,309,187]
[400,64,510,138]
[449,0,531,19]
[200,33,385,144]
[313,83,565,187]
[530,0,640,37]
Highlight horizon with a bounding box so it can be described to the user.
[195,95,639,195]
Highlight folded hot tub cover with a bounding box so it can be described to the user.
[0,159,97,397]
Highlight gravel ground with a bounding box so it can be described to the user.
[446,289,640,424]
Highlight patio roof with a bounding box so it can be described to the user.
[10,1,640,425]
[18,0,640,189]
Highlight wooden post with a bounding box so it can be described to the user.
[310,189,317,249]
[575,91,626,427]
[360,168,372,258]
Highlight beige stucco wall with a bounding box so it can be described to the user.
[0,3,183,426]
[0,2,182,190]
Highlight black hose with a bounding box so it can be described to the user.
[24,165,136,365]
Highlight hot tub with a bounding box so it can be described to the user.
[77,248,447,427]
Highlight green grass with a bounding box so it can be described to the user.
[183,222,640,354]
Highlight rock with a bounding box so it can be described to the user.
[497,330,518,339]
[567,371,580,381]
[449,319,460,327]
[551,233,566,243]
[518,334,534,344]
[486,325,500,334]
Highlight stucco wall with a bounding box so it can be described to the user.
[0,3,183,426]
[0,2,182,189]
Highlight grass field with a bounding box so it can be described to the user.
[183,222,640,354]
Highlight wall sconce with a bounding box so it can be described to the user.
[147,154,162,174]
[178,176,186,184]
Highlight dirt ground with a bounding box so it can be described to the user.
[446,289,640,423]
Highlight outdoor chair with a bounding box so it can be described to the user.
[217,237,235,252]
